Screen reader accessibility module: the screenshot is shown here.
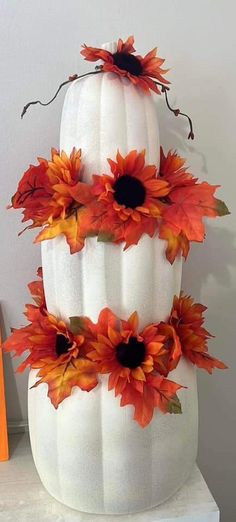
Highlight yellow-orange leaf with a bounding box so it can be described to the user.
[163,182,226,242]
[32,358,98,408]
[35,210,86,254]
[159,225,190,264]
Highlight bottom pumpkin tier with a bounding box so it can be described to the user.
[28,359,198,515]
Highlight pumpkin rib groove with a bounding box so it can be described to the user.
[121,75,128,156]
[100,379,106,511]
[52,239,60,317]
[143,92,159,164]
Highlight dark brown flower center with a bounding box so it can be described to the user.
[164,337,174,350]
[55,334,73,357]
[116,336,146,369]
[114,174,146,209]
[112,52,143,76]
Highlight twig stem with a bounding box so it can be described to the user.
[154,81,194,140]
[21,70,102,119]
[21,69,194,140]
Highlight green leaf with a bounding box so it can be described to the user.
[97,231,114,243]
[168,395,182,414]
[215,198,230,216]
[69,316,85,335]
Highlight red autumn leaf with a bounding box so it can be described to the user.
[10,160,52,211]
[3,324,35,361]
[123,216,157,249]
[163,182,229,242]
[170,293,227,374]
[31,357,98,408]
[79,201,117,241]
[146,374,183,414]
[120,383,155,427]
[120,375,183,428]
[185,349,227,374]
[10,159,55,229]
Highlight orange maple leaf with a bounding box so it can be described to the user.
[184,348,227,374]
[158,224,190,264]
[3,325,36,362]
[10,158,55,228]
[35,209,87,254]
[155,323,182,375]
[170,293,227,374]
[31,357,98,408]
[120,375,183,427]
[163,182,229,242]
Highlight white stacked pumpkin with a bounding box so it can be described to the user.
[28,43,198,515]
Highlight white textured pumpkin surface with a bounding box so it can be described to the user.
[41,41,183,326]
[29,42,199,514]
[41,234,183,327]
[28,360,198,515]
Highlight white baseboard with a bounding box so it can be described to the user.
[8,421,29,434]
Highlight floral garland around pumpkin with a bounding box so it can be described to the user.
[3,269,227,427]
[9,147,229,264]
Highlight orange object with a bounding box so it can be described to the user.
[81,35,170,95]
[0,328,9,461]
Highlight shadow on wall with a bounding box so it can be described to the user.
[182,224,236,298]
[153,67,236,521]
[0,304,23,428]
[178,221,236,499]
[182,225,235,519]
[155,95,197,154]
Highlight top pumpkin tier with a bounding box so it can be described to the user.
[60,41,161,180]
[10,36,229,263]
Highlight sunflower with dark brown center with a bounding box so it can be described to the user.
[112,51,143,76]
[81,35,169,94]
[87,307,166,396]
[88,149,170,249]
[55,333,73,357]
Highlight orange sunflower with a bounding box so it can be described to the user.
[83,149,170,248]
[11,148,82,228]
[81,35,169,94]
[87,307,183,427]
[10,148,92,253]
[3,272,98,408]
[169,293,227,374]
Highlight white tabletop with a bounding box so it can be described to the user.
[0,433,219,522]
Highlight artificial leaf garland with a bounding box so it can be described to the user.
[9,148,229,263]
[3,270,227,427]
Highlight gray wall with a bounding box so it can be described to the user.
[1,1,235,519]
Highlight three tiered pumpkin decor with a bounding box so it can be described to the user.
[4,37,229,514]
